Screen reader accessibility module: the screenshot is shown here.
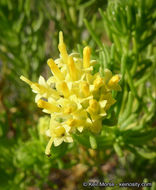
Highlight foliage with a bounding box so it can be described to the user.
[0,0,155,189]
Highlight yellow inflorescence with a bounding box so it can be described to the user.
[20,31,121,155]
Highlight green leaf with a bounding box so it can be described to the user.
[119,92,133,124]
[128,146,156,159]
[32,12,43,32]
[50,142,68,159]
[73,133,90,148]
[24,0,31,17]
[84,19,103,48]
[113,142,123,157]
[120,114,137,130]
[89,135,97,149]
[125,129,156,145]
[13,14,25,33]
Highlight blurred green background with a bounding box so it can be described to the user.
[0,0,156,189]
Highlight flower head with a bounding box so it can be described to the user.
[20,31,121,155]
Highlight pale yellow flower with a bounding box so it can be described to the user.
[20,31,121,155]
[38,116,50,139]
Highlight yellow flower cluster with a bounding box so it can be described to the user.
[20,32,121,155]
